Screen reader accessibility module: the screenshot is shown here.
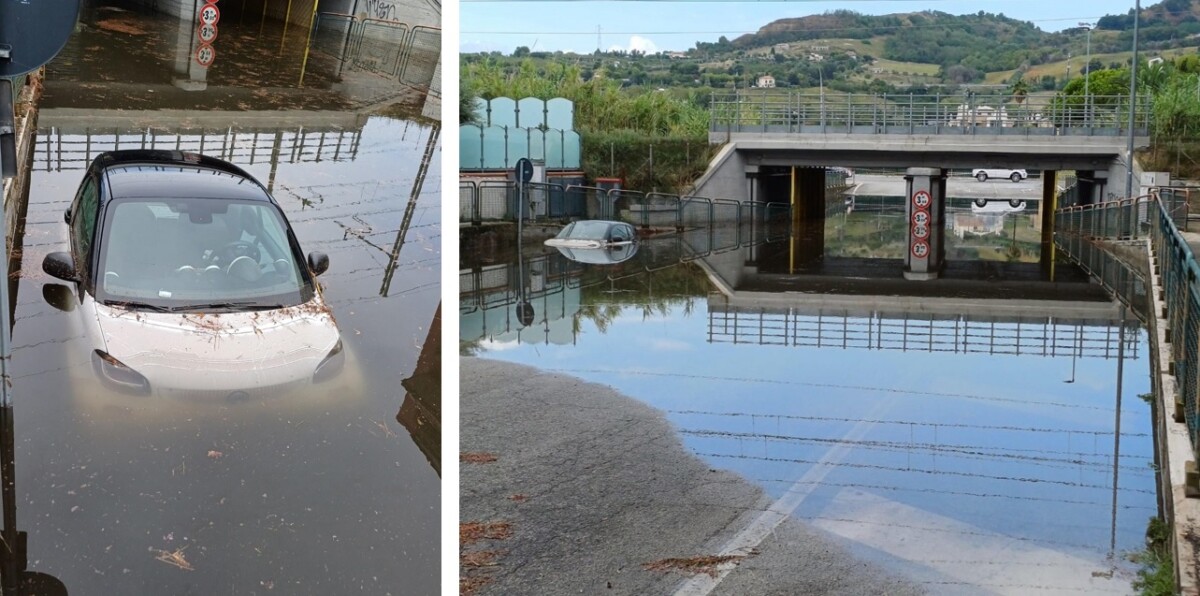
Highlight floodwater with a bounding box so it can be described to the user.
[4,5,440,594]
[462,216,1156,594]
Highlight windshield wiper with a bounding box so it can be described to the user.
[104,300,175,312]
[177,301,284,312]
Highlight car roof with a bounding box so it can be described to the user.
[91,150,271,203]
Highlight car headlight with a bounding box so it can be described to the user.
[92,350,151,395]
[313,339,345,383]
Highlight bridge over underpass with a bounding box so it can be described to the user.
[696,90,1152,232]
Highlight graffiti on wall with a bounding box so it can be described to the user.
[363,0,398,21]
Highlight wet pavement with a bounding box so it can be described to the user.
[3,6,440,594]
[461,219,1155,594]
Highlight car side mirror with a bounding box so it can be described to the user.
[63,208,71,224]
[307,251,329,277]
[42,252,77,282]
[42,283,75,312]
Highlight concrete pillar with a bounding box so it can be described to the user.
[1040,170,1057,278]
[170,4,209,91]
[745,165,760,205]
[1092,171,1109,203]
[903,167,946,281]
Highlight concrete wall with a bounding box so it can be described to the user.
[690,143,750,201]
[1,72,40,261]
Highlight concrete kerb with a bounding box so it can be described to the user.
[1147,236,1200,594]
[2,70,41,260]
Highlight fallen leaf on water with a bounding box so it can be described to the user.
[152,547,194,571]
[207,450,224,460]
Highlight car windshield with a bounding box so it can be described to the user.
[96,198,312,311]
[558,221,614,241]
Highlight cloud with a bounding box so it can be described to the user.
[635,337,692,352]
[608,35,658,54]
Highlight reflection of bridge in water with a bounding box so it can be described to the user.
[462,224,1137,360]
[34,110,367,174]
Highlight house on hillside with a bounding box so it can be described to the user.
[949,105,1011,127]
[755,74,776,88]
[807,53,824,62]
[665,51,688,60]
[773,43,790,53]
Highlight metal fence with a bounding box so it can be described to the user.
[1055,188,1200,454]
[460,181,798,230]
[1150,194,1200,450]
[312,14,441,96]
[1056,197,1153,244]
[711,90,1152,137]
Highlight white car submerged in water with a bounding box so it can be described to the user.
[544,220,639,264]
[41,150,345,404]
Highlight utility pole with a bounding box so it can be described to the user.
[1126,0,1141,199]
[1080,22,1093,125]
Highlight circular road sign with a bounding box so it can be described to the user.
[198,22,218,43]
[911,240,930,259]
[0,0,81,77]
[199,3,220,25]
[912,190,931,210]
[912,210,930,226]
[195,43,216,68]
[913,223,930,239]
[515,158,534,184]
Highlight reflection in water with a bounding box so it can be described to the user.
[399,304,441,475]
[46,5,439,113]
[463,222,1156,593]
[0,407,68,595]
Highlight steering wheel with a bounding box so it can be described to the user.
[216,241,261,266]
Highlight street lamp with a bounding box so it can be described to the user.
[1079,22,1093,126]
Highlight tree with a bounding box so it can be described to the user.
[1009,78,1031,104]
[513,46,531,58]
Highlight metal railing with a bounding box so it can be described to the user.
[312,15,441,96]
[1055,188,1200,452]
[711,90,1152,137]
[1056,197,1152,245]
[1150,194,1200,449]
[459,181,798,230]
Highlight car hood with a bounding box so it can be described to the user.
[552,244,638,264]
[545,238,606,248]
[93,299,341,391]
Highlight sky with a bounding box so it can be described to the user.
[459,0,1145,54]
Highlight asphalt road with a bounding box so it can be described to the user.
[850,174,1044,201]
[460,357,924,595]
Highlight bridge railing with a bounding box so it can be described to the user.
[711,90,1151,137]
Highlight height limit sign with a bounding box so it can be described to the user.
[912,189,931,211]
